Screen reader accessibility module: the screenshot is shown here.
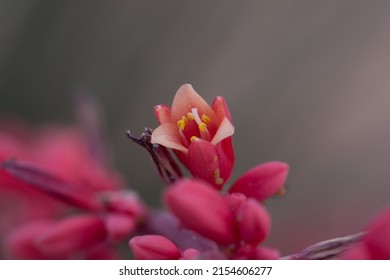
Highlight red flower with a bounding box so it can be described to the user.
[152,84,234,188]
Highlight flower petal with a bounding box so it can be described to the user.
[211,117,234,145]
[154,105,171,124]
[187,138,224,188]
[212,96,232,123]
[171,84,215,122]
[151,123,188,152]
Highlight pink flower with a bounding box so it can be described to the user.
[34,215,107,257]
[340,207,390,260]
[163,179,236,245]
[228,161,289,201]
[129,235,181,260]
[5,215,109,259]
[151,84,234,188]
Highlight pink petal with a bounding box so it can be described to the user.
[170,84,215,123]
[234,245,280,260]
[187,139,221,188]
[104,213,136,241]
[154,104,171,124]
[340,244,370,260]
[35,215,107,256]
[163,179,236,245]
[214,137,234,183]
[101,191,147,220]
[151,123,188,152]
[4,220,54,259]
[129,235,181,260]
[211,117,234,145]
[229,161,289,201]
[212,96,232,123]
[181,248,200,260]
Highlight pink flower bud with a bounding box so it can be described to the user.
[364,207,390,259]
[234,245,280,260]
[129,235,181,260]
[181,248,200,260]
[236,198,271,245]
[101,191,147,220]
[5,220,53,259]
[104,213,135,241]
[229,161,289,201]
[163,179,236,245]
[35,215,107,256]
[340,244,370,260]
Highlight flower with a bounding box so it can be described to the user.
[341,206,390,260]
[151,84,234,188]
[0,116,147,259]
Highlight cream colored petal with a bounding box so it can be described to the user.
[211,117,234,145]
[154,104,171,124]
[171,84,216,122]
[151,123,188,152]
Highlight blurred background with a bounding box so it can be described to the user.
[1,0,390,256]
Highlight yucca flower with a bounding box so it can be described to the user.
[151,84,234,188]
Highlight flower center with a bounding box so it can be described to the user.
[176,107,212,146]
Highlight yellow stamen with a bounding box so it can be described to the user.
[181,116,188,123]
[213,168,224,185]
[201,114,211,124]
[177,119,186,131]
[276,186,287,196]
[187,112,194,120]
[190,136,198,142]
[198,122,207,132]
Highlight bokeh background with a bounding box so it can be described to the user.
[1,0,390,255]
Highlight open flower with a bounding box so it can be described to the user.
[151,84,234,188]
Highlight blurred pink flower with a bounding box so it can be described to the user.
[341,206,390,260]
[0,120,147,259]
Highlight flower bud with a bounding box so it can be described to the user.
[365,207,390,259]
[5,220,53,259]
[104,213,135,241]
[163,179,236,245]
[236,198,270,245]
[35,215,107,256]
[129,235,180,260]
[229,161,289,201]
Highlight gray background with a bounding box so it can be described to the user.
[1,0,390,255]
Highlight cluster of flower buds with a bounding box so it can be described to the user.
[2,85,389,260]
[0,96,147,259]
[129,84,289,259]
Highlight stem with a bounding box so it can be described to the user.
[280,232,365,260]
